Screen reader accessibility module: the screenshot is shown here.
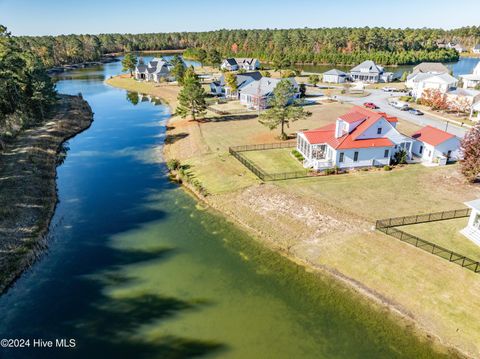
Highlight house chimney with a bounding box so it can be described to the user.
[335,119,346,138]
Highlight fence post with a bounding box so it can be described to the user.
[475,263,479,273]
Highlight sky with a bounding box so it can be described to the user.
[0,0,479,36]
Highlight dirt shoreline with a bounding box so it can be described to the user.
[105,78,471,358]
[0,94,93,294]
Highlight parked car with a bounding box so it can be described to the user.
[382,87,397,92]
[363,102,378,109]
[409,109,424,115]
[390,100,409,110]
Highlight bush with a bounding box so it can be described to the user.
[383,165,392,171]
[291,149,304,161]
[399,96,414,103]
[167,159,181,171]
[393,150,407,165]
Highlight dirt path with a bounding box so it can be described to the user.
[0,95,93,294]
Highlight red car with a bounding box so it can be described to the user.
[364,102,378,109]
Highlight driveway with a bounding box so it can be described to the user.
[336,89,467,138]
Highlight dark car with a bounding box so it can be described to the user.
[409,109,424,115]
[364,102,378,109]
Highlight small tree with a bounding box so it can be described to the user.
[460,122,480,183]
[122,53,137,76]
[170,55,186,85]
[309,74,320,87]
[259,80,311,140]
[224,72,238,97]
[400,71,409,82]
[175,67,207,121]
[420,89,449,111]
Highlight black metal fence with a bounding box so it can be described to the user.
[376,208,471,228]
[229,142,312,181]
[375,209,479,273]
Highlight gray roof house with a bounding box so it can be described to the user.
[473,44,480,54]
[134,57,173,82]
[349,60,393,83]
[239,77,299,110]
[220,58,260,71]
[411,62,449,76]
[211,71,263,97]
[323,69,347,83]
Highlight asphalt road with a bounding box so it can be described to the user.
[336,89,468,138]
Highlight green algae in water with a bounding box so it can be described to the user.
[92,189,452,359]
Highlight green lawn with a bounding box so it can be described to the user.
[401,218,480,262]
[277,163,475,221]
[241,148,305,173]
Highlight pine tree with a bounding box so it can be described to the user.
[460,123,480,183]
[259,80,311,140]
[121,53,137,76]
[175,68,207,121]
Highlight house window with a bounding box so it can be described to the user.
[428,150,432,157]
[353,152,359,162]
[384,149,389,158]
[377,127,382,135]
[339,152,344,163]
[419,145,423,154]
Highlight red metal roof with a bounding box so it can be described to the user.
[301,107,398,149]
[338,111,367,123]
[412,126,455,146]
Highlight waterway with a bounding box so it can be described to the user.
[0,59,450,359]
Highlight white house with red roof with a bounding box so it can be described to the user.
[296,107,413,170]
[411,125,462,165]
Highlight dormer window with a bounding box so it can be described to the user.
[377,127,382,134]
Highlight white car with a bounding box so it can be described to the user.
[382,87,397,92]
[390,100,409,110]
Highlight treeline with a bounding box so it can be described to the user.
[0,25,56,141]
[14,26,480,68]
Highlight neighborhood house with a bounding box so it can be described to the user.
[296,107,413,170]
[134,57,173,82]
[210,72,299,110]
[473,44,480,54]
[220,58,260,71]
[411,125,462,165]
[323,69,347,83]
[406,72,458,99]
[349,60,393,83]
[462,199,480,246]
[460,62,480,89]
[239,77,299,110]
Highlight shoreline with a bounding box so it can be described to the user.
[105,76,472,358]
[0,95,94,294]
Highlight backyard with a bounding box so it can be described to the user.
[241,147,304,173]
[402,218,480,262]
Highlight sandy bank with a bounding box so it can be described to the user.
[0,95,93,294]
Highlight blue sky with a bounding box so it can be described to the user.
[1,0,479,36]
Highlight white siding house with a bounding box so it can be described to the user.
[411,125,462,165]
[323,69,347,83]
[239,77,299,110]
[406,72,458,99]
[461,199,480,246]
[220,58,260,71]
[134,57,173,82]
[349,60,393,83]
[297,107,413,170]
[460,62,480,89]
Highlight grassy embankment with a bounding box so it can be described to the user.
[107,73,480,358]
[0,95,93,294]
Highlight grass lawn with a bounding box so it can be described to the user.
[402,218,480,262]
[277,163,475,221]
[241,148,304,173]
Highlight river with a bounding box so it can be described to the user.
[0,59,450,359]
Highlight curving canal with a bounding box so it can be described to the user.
[0,59,449,358]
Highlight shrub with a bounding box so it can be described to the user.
[383,165,392,171]
[167,159,181,171]
[393,150,407,165]
[291,149,304,161]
